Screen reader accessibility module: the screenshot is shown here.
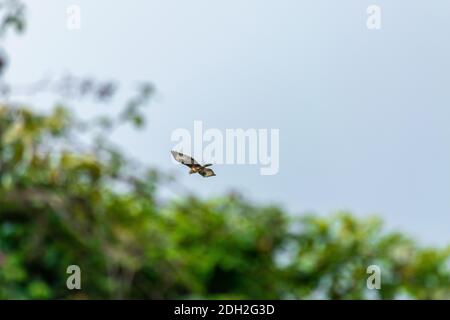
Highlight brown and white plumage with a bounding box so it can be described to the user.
[171,151,216,178]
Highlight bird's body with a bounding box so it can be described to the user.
[171,151,216,177]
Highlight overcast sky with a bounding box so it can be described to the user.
[4,0,450,245]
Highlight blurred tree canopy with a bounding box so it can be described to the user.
[0,89,449,301]
[1,0,450,300]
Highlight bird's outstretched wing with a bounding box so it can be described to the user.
[171,150,199,167]
[199,168,216,178]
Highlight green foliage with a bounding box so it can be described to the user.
[0,104,449,299]
[0,0,26,37]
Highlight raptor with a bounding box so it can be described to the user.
[171,150,216,178]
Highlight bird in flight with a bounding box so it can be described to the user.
[171,150,216,178]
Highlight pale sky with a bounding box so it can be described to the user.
[4,0,450,245]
